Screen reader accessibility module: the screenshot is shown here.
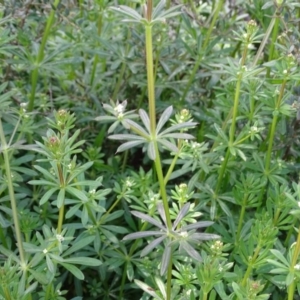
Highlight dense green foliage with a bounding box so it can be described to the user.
[1,0,300,299]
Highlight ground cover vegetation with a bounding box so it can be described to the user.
[0,0,300,299]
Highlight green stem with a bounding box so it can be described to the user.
[145,23,172,229]
[90,4,103,86]
[214,32,249,193]
[56,162,65,234]
[236,194,248,243]
[265,81,286,173]
[287,226,300,300]
[145,11,172,299]
[180,0,224,103]
[241,245,261,286]
[252,17,275,67]
[28,0,60,112]
[112,60,127,100]
[266,12,280,78]
[0,118,25,265]
[166,254,172,300]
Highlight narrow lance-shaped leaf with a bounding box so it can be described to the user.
[173,202,190,229]
[139,109,151,133]
[156,106,173,134]
[157,203,167,227]
[181,221,214,231]
[159,121,197,135]
[158,138,178,153]
[123,231,164,240]
[117,140,146,152]
[109,134,145,141]
[161,245,172,275]
[147,141,156,160]
[180,241,202,261]
[141,235,166,257]
[125,119,150,138]
[134,280,161,300]
[110,6,143,21]
[130,211,166,230]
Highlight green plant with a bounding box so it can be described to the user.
[1,0,300,299]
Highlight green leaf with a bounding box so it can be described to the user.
[110,5,143,22]
[63,257,102,266]
[60,262,84,280]
[40,187,58,205]
[269,249,289,267]
[63,236,95,257]
[65,203,82,219]
[156,106,173,133]
[102,225,128,234]
[134,280,161,300]
[57,188,65,208]
[28,269,49,285]
[66,186,88,202]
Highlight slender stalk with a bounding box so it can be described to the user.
[0,118,25,265]
[180,0,224,103]
[241,245,261,286]
[145,4,172,298]
[112,58,128,100]
[266,13,280,78]
[287,226,300,300]
[145,23,172,229]
[264,81,287,173]
[214,31,249,194]
[90,2,104,86]
[112,0,137,99]
[252,17,275,68]
[236,194,248,243]
[28,0,60,111]
[56,163,65,234]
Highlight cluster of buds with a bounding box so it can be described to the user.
[174,108,192,124]
[55,109,68,131]
[246,20,257,36]
[210,240,224,256]
[114,100,127,120]
[171,183,194,204]
[247,279,264,297]
[47,136,60,150]
[20,102,29,118]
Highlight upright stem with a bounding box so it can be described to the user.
[241,245,261,286]
[28,0,60,111]
[215,33,249,194]
[145,6,172,298]
[264,81,287,173]
[236,194,248,243]
[90,2,104,86]
[266,12,280,78]
[180,0,224,103]
[56,162,65,234]
[288,225,300,300]
[0,118,25,265]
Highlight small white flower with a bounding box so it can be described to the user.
[56,234,64,243]
[180,231,188,238]
[295,264,300,270]
[114,104,125,114]
[283,69,288,74]
[43,249,48,254]
[89,189,96,195]
[20,102,28,108]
